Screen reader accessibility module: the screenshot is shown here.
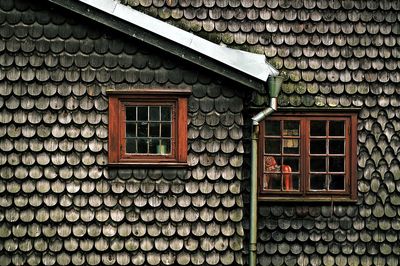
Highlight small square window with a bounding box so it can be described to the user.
[260,113,358,202]
[107,88,190,166]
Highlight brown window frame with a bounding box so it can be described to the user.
[107,88,190,166]
[258,112,357,202]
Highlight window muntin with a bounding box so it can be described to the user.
[260,113,357,201]
[125,105,173,155]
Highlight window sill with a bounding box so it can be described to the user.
[258,196,357,203]
[107,162,189,168]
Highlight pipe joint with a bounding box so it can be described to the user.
[251,97,278,125]
[249,243,257,251]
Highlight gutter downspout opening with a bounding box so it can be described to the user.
[249,76,282,266]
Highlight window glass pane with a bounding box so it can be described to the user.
[310,174,327,190]
[310,157,326,172]
[329,140,345,154]
[330,175,345,190]
[329,157,344,172]
[290,174,300,191]
[263,173,281,190]
[310,139,326,154]
[126,138,137,153]
[137,123,147,137]
[310,121,326,136]
[161,123,171,138]
[126,107,136,121]
[283,121,299,136]
[265,139,281,154]
[329,121,345,136]
[283,157,299,172]
[283,139,299,154]
[138,106,148,121]
[150,106,160,121]
[161,106,171,121]
[161,139,171,154]
[126,123,136,137]
[137,139,147,153]
[156,141,168,154]
[149,139,158,154]
[149,123,159,137]
[265,121,280,136]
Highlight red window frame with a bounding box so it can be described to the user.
[259,112,358,202]
[107,88,190,166]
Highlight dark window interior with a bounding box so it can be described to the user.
[125,105,172,155]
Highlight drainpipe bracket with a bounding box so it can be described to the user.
[249,243,257,251]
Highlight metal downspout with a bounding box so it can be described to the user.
[249,97,278,266]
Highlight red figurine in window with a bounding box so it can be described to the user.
[264,156,292,191]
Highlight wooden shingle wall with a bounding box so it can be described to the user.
[121,0,400,265]
[0,0,245,265]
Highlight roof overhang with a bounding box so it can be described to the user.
[48,0,279,91]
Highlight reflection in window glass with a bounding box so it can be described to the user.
[329,121,345,136]
[265,121,281,136]
[161,107,171,121]
[149,123,159,137]
[310,121,326,136]
[150,106,160,121]
[137,123,147,137]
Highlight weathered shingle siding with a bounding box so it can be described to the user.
[0,0,245,265]
[121,0,400,265]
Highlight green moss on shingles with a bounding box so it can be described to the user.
[221,33,234,45]
[158,8,172,19]
[295,82,307,94]
[358,85,370,95]
[189,21,202,32]
[289,71,301,82]
[134,5,158,17]
[120,0,135,6]
[269,58,281,70]
[252,93,268,106]
[169,19,191,32]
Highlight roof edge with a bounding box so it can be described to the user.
[47,0,278,91]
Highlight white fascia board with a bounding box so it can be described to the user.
[77,0,279,82]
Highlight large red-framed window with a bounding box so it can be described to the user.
[259,113,357,201]
[108,89,190,166]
